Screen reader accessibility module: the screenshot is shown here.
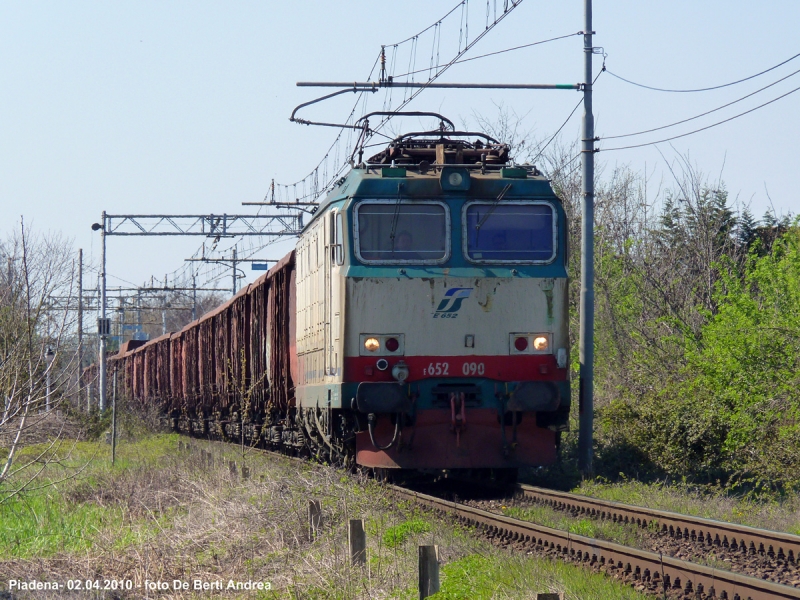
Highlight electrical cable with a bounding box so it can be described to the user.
[281,0,524,207]
[605,50,800,93]
[604,65,800,140]
[600,81,800,152]
[529,68,604,166]
[390,2,465,47]
[393,31,581,79]
[370,1,525,139]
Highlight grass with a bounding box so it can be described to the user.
[572,478,800,535]
[429,553,648,600]
[382,518,432,549]
[499,504,643,547]
[0,428,648,598]
[0,435,183,558]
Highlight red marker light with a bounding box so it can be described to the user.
[385,337,399,352]
[514,336,528,351]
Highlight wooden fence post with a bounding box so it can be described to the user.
[418,545,439,599]
[308,500,322,541]
[348,519,366,566]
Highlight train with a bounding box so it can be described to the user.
[87,120,571,480]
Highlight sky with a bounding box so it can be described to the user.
[1,1,797,298]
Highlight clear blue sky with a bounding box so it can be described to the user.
[1,1,797,292]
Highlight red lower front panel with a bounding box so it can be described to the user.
[356,409,556,469]
[345,354,566,383]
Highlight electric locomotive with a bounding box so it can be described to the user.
[295,120,570,473]
[90,118,571,478]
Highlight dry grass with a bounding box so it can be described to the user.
[0,410,87,451]
[0,437,486,598]
[574,478,800,535]
[0,435,649,599]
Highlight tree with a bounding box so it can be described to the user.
[0,221,81,499]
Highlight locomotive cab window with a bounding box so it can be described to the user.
[354,200,450,264]
[463,200,556,264]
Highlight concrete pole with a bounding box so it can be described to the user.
[348,519,366,566]
[99,212,107,413]
[45,348,54,412]
[418,545,440,599]
[77,248,84,411]
[112,366,117,465]
[191,274,197,321]
[578,0,596,475]
[308,500,322,541]
[232,247,237,296]
[162,275,167,335]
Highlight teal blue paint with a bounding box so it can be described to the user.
[381,167,407,178]
[296,378,570,413]
[306,168,570,280]
[345,264,567,279]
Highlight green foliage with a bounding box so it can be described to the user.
[597,226,800,490]
[382,518,431,548]
[428,552,647,600]
[0,435,185,557]
[681,228,800,487]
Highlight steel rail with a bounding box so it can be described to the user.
[392,485,800,600]
[517,485,800,565]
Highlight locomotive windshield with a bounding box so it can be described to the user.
[463,201,555,263]
[354,200,450,264]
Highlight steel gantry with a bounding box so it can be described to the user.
[99,212,304,237]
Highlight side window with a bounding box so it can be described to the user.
[329,210,344,266]
[335,212,344,265]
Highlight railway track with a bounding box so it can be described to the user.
[391,484,800,600]
[188,437,800,598]
[517,484,800,566]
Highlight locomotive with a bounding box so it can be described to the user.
[95,120,571,478]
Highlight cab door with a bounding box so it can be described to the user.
[324,209,344,376]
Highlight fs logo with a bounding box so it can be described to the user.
[433,287,473,319]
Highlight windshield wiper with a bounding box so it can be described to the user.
[389,182,405,250]
[475,183,512,232]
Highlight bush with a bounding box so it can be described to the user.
[598,227,800,491]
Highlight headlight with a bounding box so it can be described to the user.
[509,333,552,354]
[359,333,405,356]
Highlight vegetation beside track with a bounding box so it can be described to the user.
[540,145,800,494]
[0,431,647,599]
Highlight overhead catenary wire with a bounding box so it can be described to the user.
[277,0,483,203]
[392,31,582,79]
[283,0,526,205]
[600,81,800,152]
[530,68,604,166]
[369,1,525,140]
[389,1,466,47]
[604,65,800,140]
[606,50,800,93]
[159,0,527,294]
